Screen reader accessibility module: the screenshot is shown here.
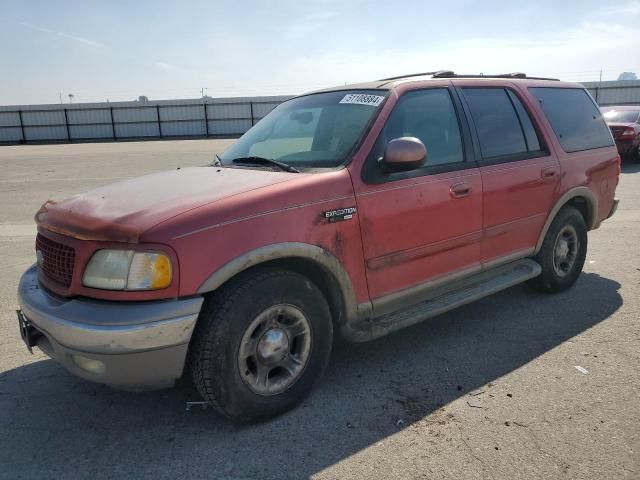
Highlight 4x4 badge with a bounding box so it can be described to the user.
[323,207,357,223]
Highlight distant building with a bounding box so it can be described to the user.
[617,72,638,81]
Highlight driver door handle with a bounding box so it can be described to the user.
[450,182,472,199]
[541,166,558,179]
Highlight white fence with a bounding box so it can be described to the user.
[582,80,640,106]
[3,80,639,145]
[0,96,291,145]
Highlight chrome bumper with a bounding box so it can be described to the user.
[17,265,204,388]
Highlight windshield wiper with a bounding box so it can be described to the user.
[231,156,300,173]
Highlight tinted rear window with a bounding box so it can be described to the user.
[529,88,613,152]
[602,109,640,123]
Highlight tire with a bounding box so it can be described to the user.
[189,268,333,423]
[528,206,588,293]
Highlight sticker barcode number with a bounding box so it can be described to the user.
[339,94,385,107]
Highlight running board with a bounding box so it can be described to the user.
[341,259,542,342]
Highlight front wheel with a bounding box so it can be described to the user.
[189,268,333,423]
[528,206,588,293]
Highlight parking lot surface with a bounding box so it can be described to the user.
[1,140,638,479]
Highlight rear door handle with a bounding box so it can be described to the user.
[541,166,558,179]
[450,182,472,199]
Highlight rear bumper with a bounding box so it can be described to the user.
[614,139,636,156]
[17,265,203,389]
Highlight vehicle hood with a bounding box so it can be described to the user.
[36,166,300,242]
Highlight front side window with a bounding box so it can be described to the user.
[529,87,614,152]
[362,88,466,183]
[370,88,464,167]
[218,90,386,169]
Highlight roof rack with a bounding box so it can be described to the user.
[376,70,441,82]
[433,71,559,81]
[378,71,559,82]
[378,70,448,81]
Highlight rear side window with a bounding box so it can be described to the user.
[529,87,614,152]
[507,90,541,152]
[461,88,544,162]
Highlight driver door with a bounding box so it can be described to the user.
[354,87,483,306]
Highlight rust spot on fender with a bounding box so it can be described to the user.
[332,231,345,259]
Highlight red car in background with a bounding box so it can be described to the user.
[602,106,640,162]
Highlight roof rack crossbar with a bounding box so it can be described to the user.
[378,71,559,82]
[433,71,559,81]
[377,71,440,82]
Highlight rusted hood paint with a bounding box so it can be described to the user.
[36,166,299,242]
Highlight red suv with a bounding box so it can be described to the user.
[602,105,640,162]
[17,71,620,422]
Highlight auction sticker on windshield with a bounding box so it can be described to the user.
[339,93,385,107]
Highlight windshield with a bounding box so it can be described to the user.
[218,90,386,169]
[602,109,640,123]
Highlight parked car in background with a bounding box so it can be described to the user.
[601,106,640,162]
[18,71,620,422]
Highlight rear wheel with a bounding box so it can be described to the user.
[528,206,588,293]
[189,268,333,423]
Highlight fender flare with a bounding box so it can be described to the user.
[196,242,359,324]
[534,187,598,254]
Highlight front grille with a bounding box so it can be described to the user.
[609,126,628,139]
[36,234,75,287]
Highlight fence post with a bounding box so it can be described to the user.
[63,108,70,142]
[18,110,26,144]
[156,105,162,138]
[109,106,117,140]
[203,103,209,136]
[249,101,254,126]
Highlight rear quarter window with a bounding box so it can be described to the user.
[529,87,614,153]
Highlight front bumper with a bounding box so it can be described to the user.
[17,265,203,389]
[607,199,620,220]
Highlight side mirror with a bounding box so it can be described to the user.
[382,137,427,172]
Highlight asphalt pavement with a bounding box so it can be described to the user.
[1,140,638,479]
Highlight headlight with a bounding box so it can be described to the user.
[83,249,173,291]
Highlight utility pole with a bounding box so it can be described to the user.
[59,93,63,104]
[596,69,603,103]
[201,87,208,98]
[68,93,74,104]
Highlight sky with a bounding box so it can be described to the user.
[1,0,640,105]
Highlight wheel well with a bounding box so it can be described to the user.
[565,196,592,229]
[209,257,347,327]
